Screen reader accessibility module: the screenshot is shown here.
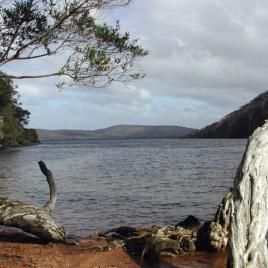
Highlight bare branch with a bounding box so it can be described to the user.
[2,72,62,79]
[10,52,54,60]
[0,24,21,61]
[39,161,57,214]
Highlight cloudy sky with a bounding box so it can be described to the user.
[5,0,268,130]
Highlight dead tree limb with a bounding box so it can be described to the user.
[39,161,57,214]
[227,120,268,268]
[0,161,66,242]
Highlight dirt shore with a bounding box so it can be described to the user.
[0,231,227,268]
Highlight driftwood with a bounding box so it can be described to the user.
[103,196,233,264]
[227,121,268,268]
[141,225,196,264]
[102,223,196,264]
[196,191,232,252]
[0,161,66,242]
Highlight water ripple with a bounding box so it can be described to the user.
[0,139,246,237]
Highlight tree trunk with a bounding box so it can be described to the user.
[0,161,66,242]
[227,121,268,268]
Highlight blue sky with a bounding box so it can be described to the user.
[4,0,268,130]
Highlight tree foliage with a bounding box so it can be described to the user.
[0,74,38,147]
[0,0,148,88]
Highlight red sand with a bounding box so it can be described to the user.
[0,232,227,268]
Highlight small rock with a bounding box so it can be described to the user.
[196,221,228,252]
[179,236,196,252]
[110,239,125,249]
[142,235,180,264]
[175,215,201,229]
[124,236,148,255]
[112,226,137,237]
[103,226,137,239]
[89,230,105,240]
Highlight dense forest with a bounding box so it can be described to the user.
[186,90,268,138]
[0,74,39,148]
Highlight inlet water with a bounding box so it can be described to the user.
[0,139,246,237]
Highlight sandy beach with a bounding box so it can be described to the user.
[0,231,227,268]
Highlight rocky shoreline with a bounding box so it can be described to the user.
[0,160,232,267]
[0,189,232,267]
[0,205,230,268]
[117,191,230,265]
[92,209,229,266]
[0,229,227,268]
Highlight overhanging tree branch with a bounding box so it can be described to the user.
[3,72,63,79]
[0,0,147,88]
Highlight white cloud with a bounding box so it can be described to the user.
[5,0,268,129]
[139,89,151,100]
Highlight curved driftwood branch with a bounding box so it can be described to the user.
[39,161,57,213]
[0,161,66,242]
[227,120,268,267]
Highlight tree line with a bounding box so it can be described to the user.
[0,0,148,147]
[0,75,39,148]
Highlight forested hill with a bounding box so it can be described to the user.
[37,125,195,140]
[0,75,39,149]
[186,90,268,138]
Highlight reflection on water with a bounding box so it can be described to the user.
[0,139,246,237]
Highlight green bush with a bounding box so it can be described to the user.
[0,74,39,148]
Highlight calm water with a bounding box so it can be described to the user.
[0,139,246,237]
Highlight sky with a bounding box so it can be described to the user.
[5,0,268,130]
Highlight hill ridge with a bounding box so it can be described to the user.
[186,90,268,138]
[37,125,195,141]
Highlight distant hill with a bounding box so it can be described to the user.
[186,91,268,138]
[37,125,195,141]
